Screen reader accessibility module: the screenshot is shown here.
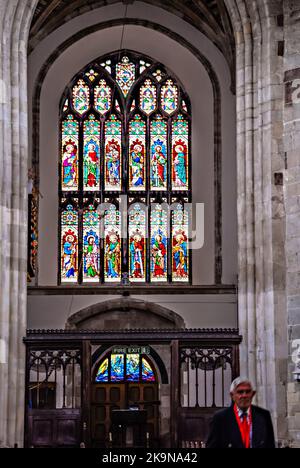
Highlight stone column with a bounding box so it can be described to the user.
[283,0,300,448]
[225,0,288,442]
[0,0,38,448]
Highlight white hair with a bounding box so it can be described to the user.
[230,377,254,393]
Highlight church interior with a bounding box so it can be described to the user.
[0,0,300,448]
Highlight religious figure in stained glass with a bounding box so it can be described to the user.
[172,142,188,188]
[61,204,78,282]
[172,115,189,190]
[130,141,145,189]
[151,205,168,282]
[172,205,189,282]
[129,230,145,280]
[129,115,146,190]
[150,117,167,190]
[62,230,77,280]
[105,141,121,190]
[83,206,100,282]
[105,231,121,280]
[105,115,122,191]
[151,235,167,278]
[104,204,121,282]
[84,142,100,189]
[61,115,79,191]
[151,142,167,189]
[83,233,99,279]
[129,204,146,282]
[172,231,188,280]
[62,141,78,189]
[83,116,100,190]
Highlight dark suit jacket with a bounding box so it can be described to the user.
[206,404,276,448]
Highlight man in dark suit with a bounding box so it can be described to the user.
[206,377,276,448]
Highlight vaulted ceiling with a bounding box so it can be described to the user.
[29,0,235,86]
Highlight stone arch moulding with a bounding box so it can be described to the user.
[31,18,223,285]
[66,298,186,330]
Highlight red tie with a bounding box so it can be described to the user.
[241,413,250,449]
[234,405,251,448]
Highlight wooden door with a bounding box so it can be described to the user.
[91,382,159,448]
[127,383,159,447]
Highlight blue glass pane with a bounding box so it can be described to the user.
[142,358,155,382]
[126,354,140,382]
[96,358,109,382]
[111,354,124,381]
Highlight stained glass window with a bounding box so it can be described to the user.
[95,353,156,383]
[96,359,109,382]
[172,204,189,282]
[172,115,189,191]
[104,203,122,282]
[59,51,191,285]
[129,204,146,282]
[72,79,90,115]
[116,56,135,97]
[94,80,112,115]
[83,115,100,191]
[129,115,146,191]
[139,79,157,115]
[105,115,122,191]
[83,204,100,282]
[161,79,178,115]
[63,99,69,112]
[126,354,140,382]
[142,358,155,382]
[150,116,168,190]
[153,69,164,82]
[61,203,78,283]
[100,59,112,74]
[151,204,168,282]
[85,69,99,82]
[61,115,79,191]
[115,100,121,113]
[111,354,124,382]
[140,60,151,74]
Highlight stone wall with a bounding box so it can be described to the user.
[283,0,300,449]
[0,0,38,448]
[224,0,288,443]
